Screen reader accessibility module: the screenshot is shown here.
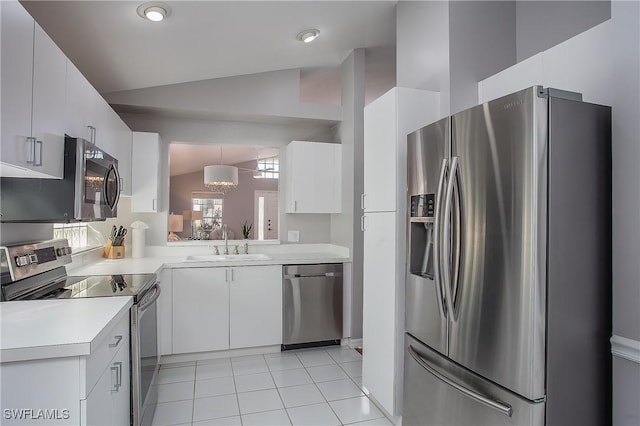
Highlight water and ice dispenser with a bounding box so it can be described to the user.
[409,194,436,279]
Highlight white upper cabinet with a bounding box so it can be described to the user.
[1,0,132,182]
[131,132,161,212]
[285,141,342,213]
[1,0,65,179]
[66,62,133,195]
[363,88,440,213]
[65,61,98,142]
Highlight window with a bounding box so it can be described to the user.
[255,156,279,179]
[192,192,223,239]
[53,223,89,249]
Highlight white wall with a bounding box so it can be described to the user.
[516,1,611,62]
[396,0,450,116]
[106,68,341,122]
[449,1,516,113]
[478,19,613,106]
[611,2,640,422]
[332,49,365,339]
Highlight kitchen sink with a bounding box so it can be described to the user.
[185,254,272,262]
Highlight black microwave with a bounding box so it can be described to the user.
[0,137,120,222]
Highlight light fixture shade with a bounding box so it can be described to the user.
[168,214,184,232]
[204,165,239,194]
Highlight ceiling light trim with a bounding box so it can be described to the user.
[137,2,171,22]
[296,29,320,43]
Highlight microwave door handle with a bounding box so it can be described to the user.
[104,163,121,213]
[111,164,121,212]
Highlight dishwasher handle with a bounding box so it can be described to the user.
[284,272,343,279]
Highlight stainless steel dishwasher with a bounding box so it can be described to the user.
[282,264,343,350]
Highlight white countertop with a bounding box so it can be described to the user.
[1,297,132,363]
[68,250,349,276]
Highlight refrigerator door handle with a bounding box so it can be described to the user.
[408,345,513,418]
[433,158,449,319]
[442,156,458,321]
[451,158,463,321]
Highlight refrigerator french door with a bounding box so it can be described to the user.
[404,86,611,426]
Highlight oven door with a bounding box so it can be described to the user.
[131,282,161,426]
[77,140,120,220]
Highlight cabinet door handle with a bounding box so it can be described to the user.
[34,140,43,167]
[294,200,297,212]
[87,126,95,145]
[361,215,366,232]
[361,194,366,210]
[231,268,234,281]
[225,269,229,282]
[111,361,122,392]
[26,137,37,164]
[152,198,157,211]
[109,335,123,348]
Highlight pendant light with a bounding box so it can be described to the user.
[204,146,238,194]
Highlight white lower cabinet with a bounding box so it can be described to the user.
[172,268,229,354]
[170,265,282,355]
[157,268,173,357]
[81,333,130,426]
[230,265,282,349]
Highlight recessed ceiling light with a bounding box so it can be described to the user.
[296,29,320,43]
[137,2,171,22]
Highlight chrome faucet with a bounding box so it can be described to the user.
[222,224,229,255]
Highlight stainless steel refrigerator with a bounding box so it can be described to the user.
[403,86,611,425]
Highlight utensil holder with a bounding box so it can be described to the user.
[103,239,125,258]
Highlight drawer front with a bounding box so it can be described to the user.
[81,339,130,426]
[83,311,130,398]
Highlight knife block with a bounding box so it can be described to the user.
[103,239,125,259]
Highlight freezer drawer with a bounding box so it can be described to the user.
[282,264,343,348]
[403,334,545,426]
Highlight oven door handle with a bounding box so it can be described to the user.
[138,283,161,313]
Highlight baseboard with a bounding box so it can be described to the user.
[160,345,281,365]
[345,338,362,348]
[611,335,640,364]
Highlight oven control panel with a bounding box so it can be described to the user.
[0,239,72,283]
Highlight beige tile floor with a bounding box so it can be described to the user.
[152,346,393,426]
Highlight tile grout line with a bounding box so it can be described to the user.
[266,353,295,426]
[160,347,373,426]
[230,357,243,426]
[301,348,346,426]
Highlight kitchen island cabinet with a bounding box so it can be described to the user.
[0,298,132,425]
